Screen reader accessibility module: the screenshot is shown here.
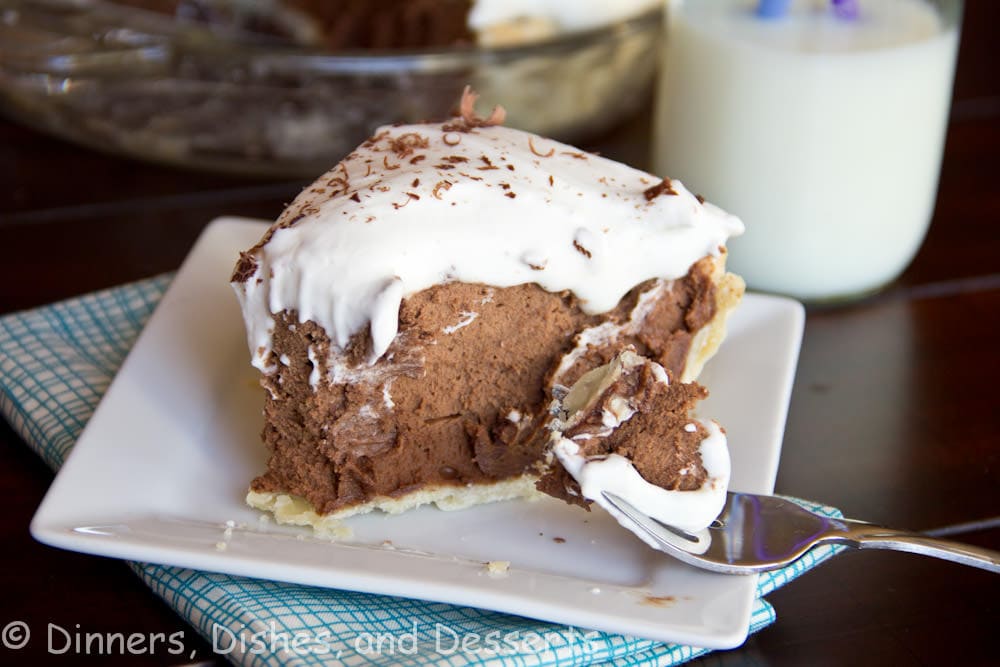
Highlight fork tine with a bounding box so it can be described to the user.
[602,492,781,574]
[601,492,720,563]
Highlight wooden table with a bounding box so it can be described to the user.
[2,4,998,665]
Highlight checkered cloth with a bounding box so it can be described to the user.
[0,275,843,666]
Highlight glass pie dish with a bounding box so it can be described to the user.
[0,1,662,176]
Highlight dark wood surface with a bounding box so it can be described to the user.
[2,3,998,665]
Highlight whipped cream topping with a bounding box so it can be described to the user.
[550,350,730,535]
[234,120,743,375]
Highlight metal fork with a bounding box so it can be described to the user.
[602,491,1000,574]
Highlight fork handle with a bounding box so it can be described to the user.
[832,519,1000,574]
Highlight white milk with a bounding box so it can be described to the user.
[654,0,960,300]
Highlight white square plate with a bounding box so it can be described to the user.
[31,218,804,649]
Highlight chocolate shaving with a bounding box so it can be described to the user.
[505,192,517,198]
[432,180,453,200]
[392,192,420,210]
[573,241,592,259]
[326,163,350,195]
[696,194,706,204]
[383,155,400,170]
[443,85,506,132]
[478,155,499,170]
[361,130,390,149]
[388,132,430,157]
[644,178,679,201]
[412,178,420,187]
[562,151,588,160]
[528,137,555,158]
[231,251,258,283]
[548,175,554,187]
[410,154,427,164]
[350,193,361,203]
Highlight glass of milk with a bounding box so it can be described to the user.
[654,0,962,301]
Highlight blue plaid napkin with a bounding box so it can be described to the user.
[0,275,843,666]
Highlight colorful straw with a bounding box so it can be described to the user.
[756,0,791,19]
[831,0,860,20]
[757,0,860,20]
